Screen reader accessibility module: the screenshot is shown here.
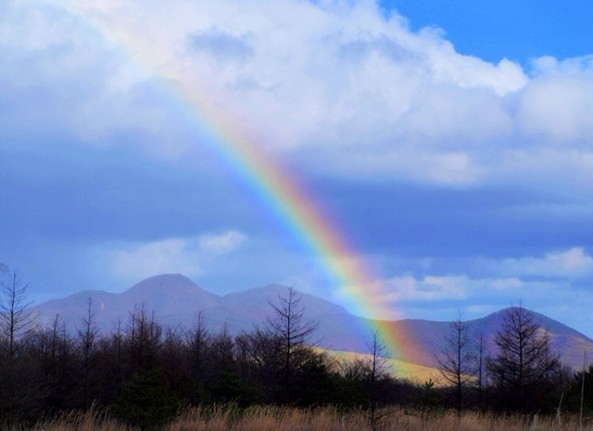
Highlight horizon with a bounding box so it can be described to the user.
[28,270,593,374]
[30,271,593,338]
[2,1,593,338]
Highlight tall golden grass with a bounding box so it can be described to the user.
[22,406,593,431]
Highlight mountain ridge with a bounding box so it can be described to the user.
[31,273,593,371]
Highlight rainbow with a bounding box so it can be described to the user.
[58,2,418,366]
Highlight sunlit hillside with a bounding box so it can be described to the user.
[321,349,441,384]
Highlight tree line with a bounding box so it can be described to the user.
[0,268,591,429]
[436,307,580,417]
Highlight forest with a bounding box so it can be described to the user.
[1,269,592,430]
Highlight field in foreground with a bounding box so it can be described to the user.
[27,406,593,431]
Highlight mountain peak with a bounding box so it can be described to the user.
[482,306,591,340]
[119,273,220,315]
[127,273,197,290]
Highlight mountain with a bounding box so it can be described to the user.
[373,309,593,370]
[31,274,593,371]
[34,274,221,332]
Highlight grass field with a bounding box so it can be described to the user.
[27,406,593,431]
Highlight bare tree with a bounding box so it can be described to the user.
[366,329,388,431]
[437,314,475,416]
[0,269,36,360]
[476,333,486,412]
[186,312,210,371]
[126,302,162,373]
[76,297,99,409]
[487,306,560,413]
[241,326,283,373]
[210,323,235,370]
[77,297,98,364]
[0,268,37,419]
[185,311,211,398]
[266,287,319,400]
[160,324,186,393]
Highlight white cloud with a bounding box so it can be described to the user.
[198,230,246,255]
[107,230,246,282]
[372,247,593,301]
[336,274,468,312]
[331,271,562,320]
[384,275,468,301]
[4,0,593,190]
[516,58,593,143]
[110,238,198,280]
[487,247,593,279]
[345,247,593,321]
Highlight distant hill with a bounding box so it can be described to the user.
[374,309,593,370]
[31,273,593,371]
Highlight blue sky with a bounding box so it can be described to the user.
[2,0,593,334]
[381,0,593,63]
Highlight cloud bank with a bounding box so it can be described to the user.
[3,0,592,191]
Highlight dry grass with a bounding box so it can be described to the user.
[168,405,369,431]
[27,408,132,431]
[163,407,593,431]
[18,406,593,431]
